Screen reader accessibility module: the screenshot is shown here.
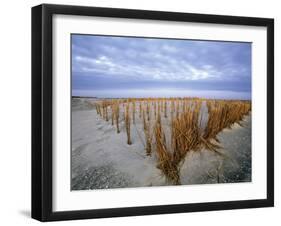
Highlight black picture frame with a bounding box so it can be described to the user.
[31,3,274,222]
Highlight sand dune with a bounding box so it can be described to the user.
[71,98,251,190]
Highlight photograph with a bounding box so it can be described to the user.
[71,34,252,190]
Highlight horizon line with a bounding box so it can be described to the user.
[72,95,251,101]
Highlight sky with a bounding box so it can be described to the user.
[72,34,251,100]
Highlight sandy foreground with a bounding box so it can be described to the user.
[71,98,251,190]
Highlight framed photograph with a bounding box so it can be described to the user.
[32,4,274,221]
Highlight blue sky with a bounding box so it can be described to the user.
[72,35,251,99]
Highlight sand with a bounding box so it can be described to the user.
[71,98,251,190]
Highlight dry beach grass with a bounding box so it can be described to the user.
[93,97,251,185]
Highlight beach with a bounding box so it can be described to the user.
[71,97,251,190]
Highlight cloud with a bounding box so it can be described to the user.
[72,35,251,98]
[75,54,221,81]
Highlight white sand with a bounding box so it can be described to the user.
[71,98,251,190]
